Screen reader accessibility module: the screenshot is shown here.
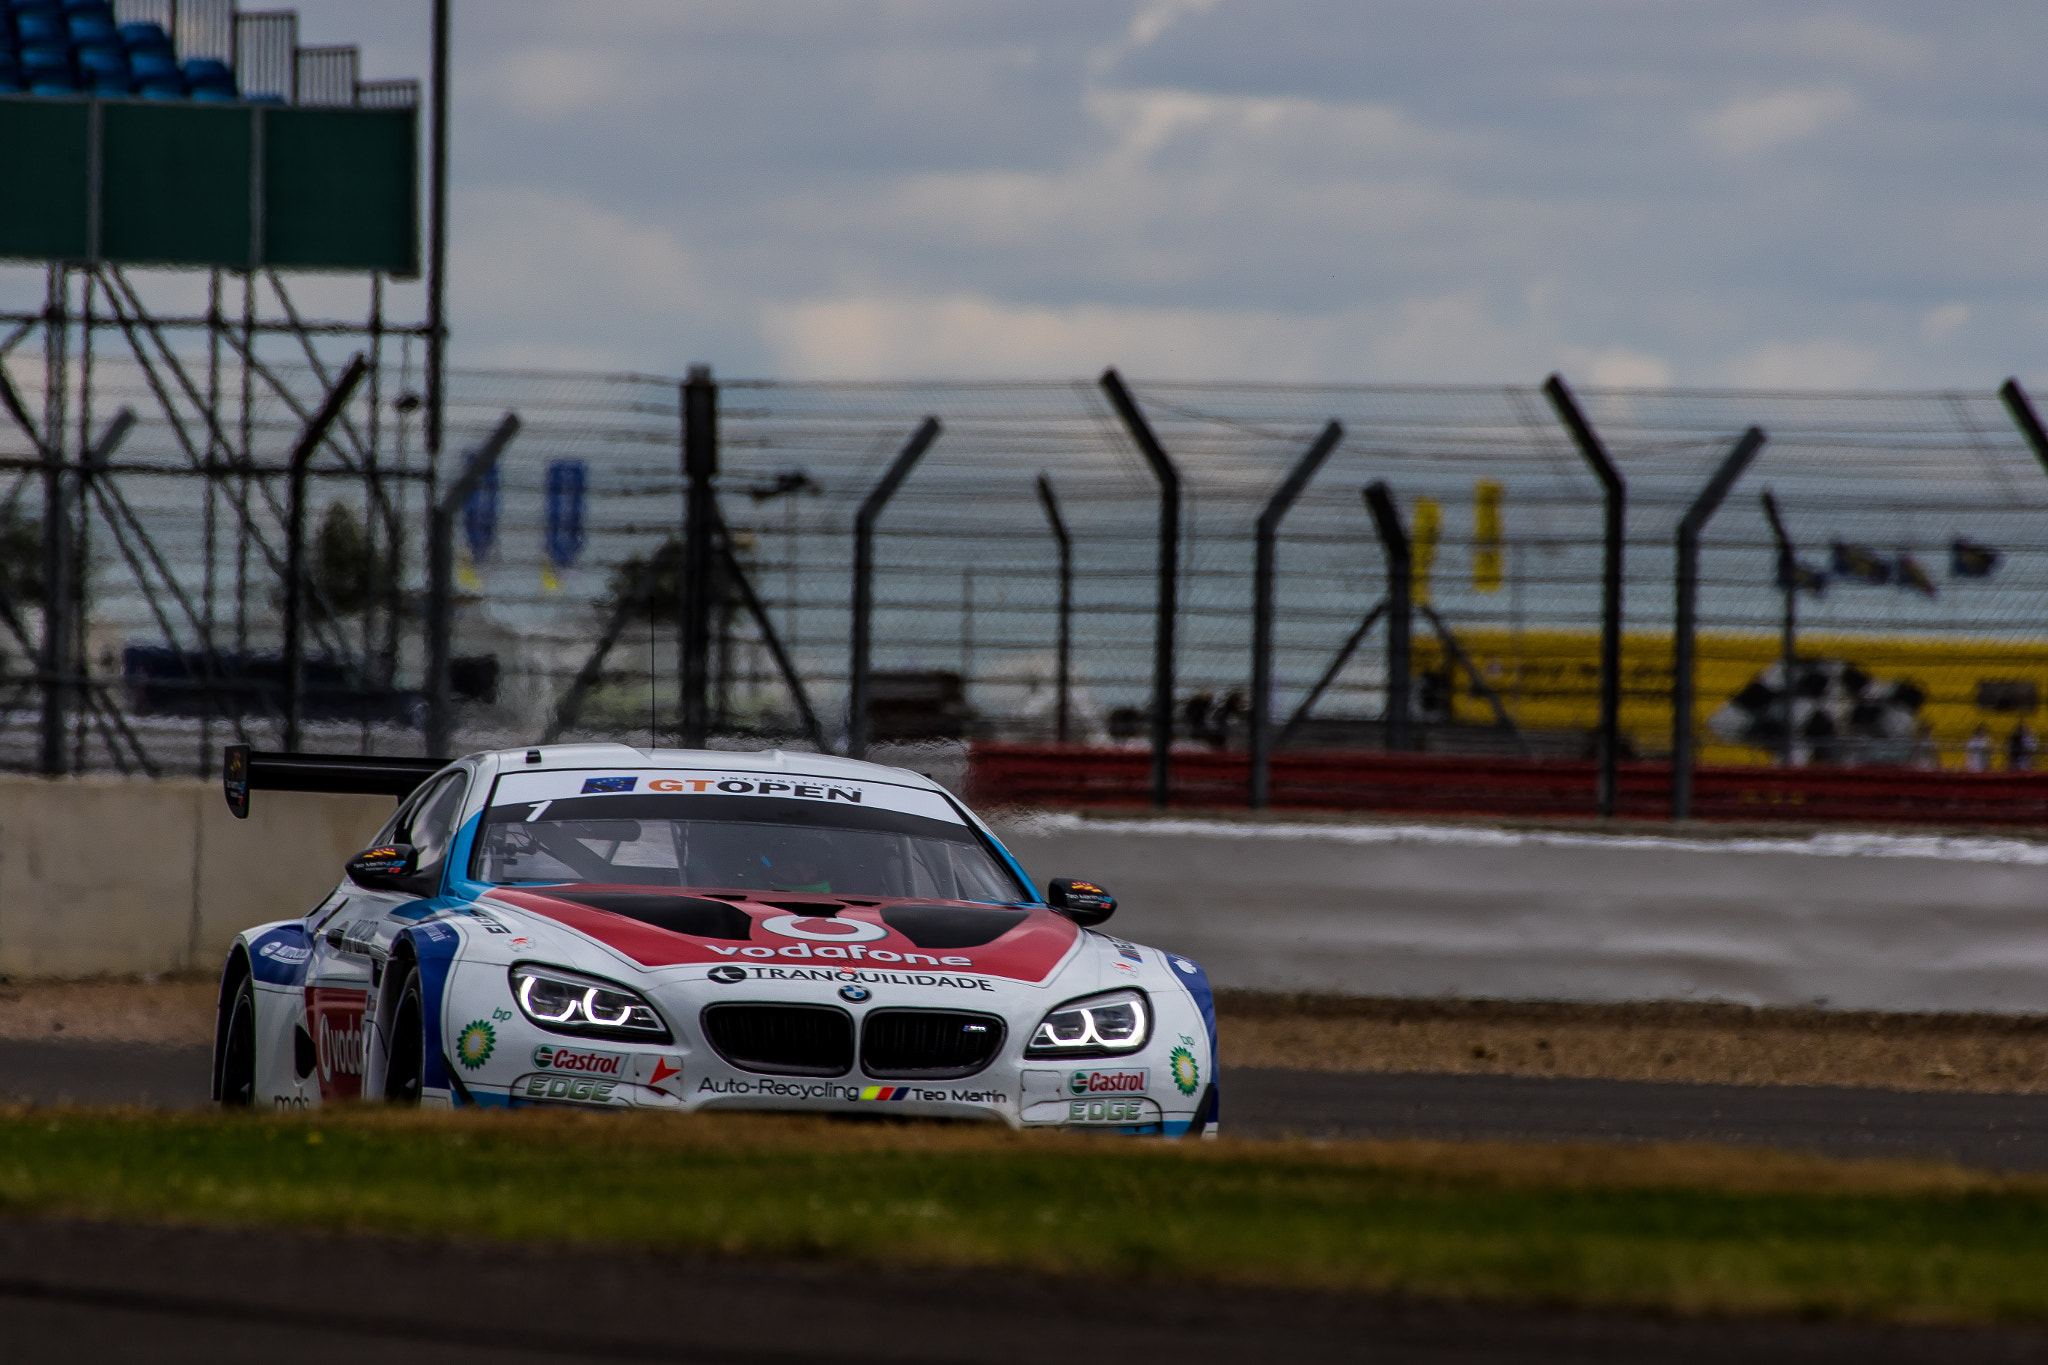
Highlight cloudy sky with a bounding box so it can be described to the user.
[296,0,2048,387]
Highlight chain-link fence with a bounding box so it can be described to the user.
[11,347,2048,818]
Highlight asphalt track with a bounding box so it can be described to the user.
[10,1041,2048,1361]
[6,1215,2048,1365]
[14,1038,2048,1170]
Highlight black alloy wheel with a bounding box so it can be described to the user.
[384,960,426,1106]
[218,972,258,1108]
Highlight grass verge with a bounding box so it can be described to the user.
[4,1106,2048,1324]
[1218,992,2048,1093]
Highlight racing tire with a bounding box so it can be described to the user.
[384,959,426,1106]
[218,971,258,1108]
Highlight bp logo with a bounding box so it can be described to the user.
[455,1019,497,1070]
[1168,1045,1200,1096]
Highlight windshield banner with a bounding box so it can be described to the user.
[488,769,962,824]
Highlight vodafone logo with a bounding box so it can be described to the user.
[317,1012,363,1081]
[760,915,887,943]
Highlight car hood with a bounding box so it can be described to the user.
[484,886,1081,984]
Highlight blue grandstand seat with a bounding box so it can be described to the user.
[136,78,183,99]
[183,57,231,85]
[76,44,123,79]
[190,83,236,102]
[14,13,63,44]
[117,21,169,50]
[128,47,175,79]
[20,44,68,77]
[29,77,76,95]
[0,78,22,95]
[90,76,128,96]
[60,0,112,15]
[67,14,114,43]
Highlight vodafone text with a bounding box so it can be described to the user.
[704,943,975,967]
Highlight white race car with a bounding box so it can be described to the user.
[213,743,1219,1136]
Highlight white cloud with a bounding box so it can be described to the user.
[1725,13,1926,73]
[757,287,1636,384]
[1720,339,1884,389]
[482,46,631,121]
[1091,0,1223,79]
[452,187,709,368]
[759,292,1335,380]
[1564,347,1675,389]
[1921,303,1971,344]
[1692,88,1857,158]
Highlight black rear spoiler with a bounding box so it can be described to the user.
[223,745,449,819]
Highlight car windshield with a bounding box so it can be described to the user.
[470,792,1027,904]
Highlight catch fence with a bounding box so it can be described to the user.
[10,350,2048,822]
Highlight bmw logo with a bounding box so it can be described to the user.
[708,965,747,984]
[839,984,872,1003]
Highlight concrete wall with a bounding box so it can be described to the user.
[0,777,391,978]
[995,815,2048,1015]
[11,775,2048,1014]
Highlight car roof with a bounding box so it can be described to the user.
[467,743,949,794]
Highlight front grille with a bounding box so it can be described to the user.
[702,1004,854,1076]
[860,1009,1005,1080]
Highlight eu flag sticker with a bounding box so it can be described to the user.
[580,776,638,794]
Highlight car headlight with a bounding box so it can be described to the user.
[1025,989,1150,1057]
[509,963,672,1042]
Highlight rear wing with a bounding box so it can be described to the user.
[223,744,448,819]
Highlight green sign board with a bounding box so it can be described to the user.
[0,97,418,276]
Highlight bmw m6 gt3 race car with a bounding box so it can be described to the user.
[213,743,1219,1136]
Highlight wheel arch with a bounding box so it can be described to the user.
[212,944,253,1103]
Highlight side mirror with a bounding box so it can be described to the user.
[1046,878,1116,927]
[347,843,420,890]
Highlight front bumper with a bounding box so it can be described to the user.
[436,964,1215,1135]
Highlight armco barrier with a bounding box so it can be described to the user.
[993,813,2048,1012]
[967,743,2048,826]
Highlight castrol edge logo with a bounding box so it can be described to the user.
[531,1044,624,1076]
[1069,1069,1147,1096]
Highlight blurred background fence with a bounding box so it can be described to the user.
[10,338,2048,823]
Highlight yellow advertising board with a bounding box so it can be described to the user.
[1413,628,2048,768]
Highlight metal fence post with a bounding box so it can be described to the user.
[1034,473,1073,745]
[1099,369,1180,809]
[848,417,941,760]
[1672,426,1766,819]
[281,353,368,752]
[1362,482,1412,752]
[2000,379,2048,473]
[1544,374,1626,817]
[1758,490,1802,770]
[679,364,718,747]
[1250,420,1344,808]
[424,410,520,758]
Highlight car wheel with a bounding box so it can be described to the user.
[385,960,426,1106]
[219,972,258,1108]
